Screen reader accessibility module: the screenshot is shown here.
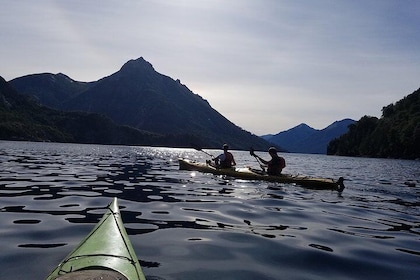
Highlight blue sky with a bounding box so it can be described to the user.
[1,0,419,135]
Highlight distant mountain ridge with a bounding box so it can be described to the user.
[262,119,356,154]
[8,57,270,150]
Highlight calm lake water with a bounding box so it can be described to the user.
[0,141,419,280]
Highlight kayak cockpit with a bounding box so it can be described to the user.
[52,269,128,280]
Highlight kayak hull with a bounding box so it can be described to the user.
[179,158,345,191]
[45,198,146,280]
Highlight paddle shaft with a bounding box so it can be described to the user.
[191,144,215,159]
[201,150,214,158]
[250,148,266,172]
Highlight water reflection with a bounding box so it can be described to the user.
[0,141,419,280]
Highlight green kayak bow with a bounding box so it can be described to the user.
[45,198,146,280]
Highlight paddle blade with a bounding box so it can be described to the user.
[190,143,203,151]
[191,143,214,159]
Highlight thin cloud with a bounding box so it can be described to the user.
[1,0,419,135]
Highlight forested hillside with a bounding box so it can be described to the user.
[0,76,168,145]
[327,88,420,159]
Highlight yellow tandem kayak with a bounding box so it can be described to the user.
[179,158,345,192]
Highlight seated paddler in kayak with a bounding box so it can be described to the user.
[251,147,286,175]
[213,144,236,169]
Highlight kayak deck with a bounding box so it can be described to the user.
[45,198,145,280]
[179,158,345,192]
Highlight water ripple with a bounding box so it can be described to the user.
[0,141,419,280]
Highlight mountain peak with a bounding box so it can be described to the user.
[286,123,316,134]
[120,57,154,73]
[295,123,313,129]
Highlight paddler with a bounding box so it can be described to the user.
[214,144,236,168]
[252,147,285,175]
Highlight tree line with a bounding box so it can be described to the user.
[327,88,420,160]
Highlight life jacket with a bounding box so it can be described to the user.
[267,156,286,175]
[219,152,234,168]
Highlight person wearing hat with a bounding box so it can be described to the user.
[214,144,236,168]
[252,147,286,175]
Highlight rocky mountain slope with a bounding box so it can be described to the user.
[8,57,270,149]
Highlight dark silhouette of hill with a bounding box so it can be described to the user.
[8,57,270,150]
[262,119,355,154]
[0,76,168,145]
[328,88,420,159]
[9,72,93,108]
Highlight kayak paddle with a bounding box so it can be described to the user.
[250,147,266,172]
[191,143,215,159]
